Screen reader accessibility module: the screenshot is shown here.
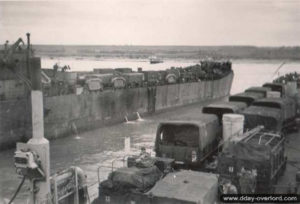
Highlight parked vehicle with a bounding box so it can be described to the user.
[229,92,265,106]
[251,97,297,132]
[218,128,286,194]
[245,86,272,97]
[154,114,221,169]
[93,157,219,204]
[252,98,296,122]
[202,101,247,124]
[242,106,283,132]
[263,82,286,97]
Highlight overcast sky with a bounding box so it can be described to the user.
[0,0,300,46]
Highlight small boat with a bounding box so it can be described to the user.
[149,56,163,64]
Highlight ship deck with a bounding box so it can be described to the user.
[0,96,299,203]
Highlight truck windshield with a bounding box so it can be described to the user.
[158,124,199,147]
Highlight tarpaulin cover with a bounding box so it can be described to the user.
[202,101,247,122]
[146,170,218,204]
[252,97,296,121]
[229,92,265,106]
[156,113,220,152]
[221,141,271,162]
[204,101,247,112]
[242,106,282,131]
[263,83,285,96]
[245,86,271,96]
[100,166,162,193]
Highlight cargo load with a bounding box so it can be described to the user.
[263,82,286,97]
[245,86,271,97]
[100,166,163,193]
[222,114,244,144]
[202,101,247,123]
[146,170,218,204]
[87,74,114,85]
[93,68,114,74]
[95,169,218,204]
[229,92,265,106]
[242,106,283,131]
[114,68,133,73]
[252,97,296,122]
[122,72,144,88]
[266,91,281,98]
[155,114,221,169]
[218,129,286,193]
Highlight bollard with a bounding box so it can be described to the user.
[124,137,131,154]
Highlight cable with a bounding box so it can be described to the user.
[8,176,26,204]
[271,61,286,80]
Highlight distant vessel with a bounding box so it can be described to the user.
[149,56,163,64]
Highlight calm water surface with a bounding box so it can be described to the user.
[0,59,299,203]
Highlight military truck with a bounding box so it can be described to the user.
[229,92,265,106]
[263,82,286,97]
[154,114,221,170]
[242,106,283,132]
[218,128,286,194]
[252,98,296,123]
[245,86,272,97]
[202,101,247,124]
[93,158,219,204]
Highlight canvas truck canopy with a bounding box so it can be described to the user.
[221,130,283,162]
[146,170,218,204]
[252,97,296,121]
[155,114,220,165]
[218,130,285,193]
[229,92,265,106]
[156,114,219,151]
[242,106,283,131]
[202,101,247,123]
[263,83,285,97]
[245,86,272,97]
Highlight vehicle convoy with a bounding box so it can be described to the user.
[154,113,221,169]
[89,79,300,204]
[218,128,286,194]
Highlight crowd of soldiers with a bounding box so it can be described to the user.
[273,72,300,86]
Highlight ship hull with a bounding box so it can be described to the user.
[0,72,233,150]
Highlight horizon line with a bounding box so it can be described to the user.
[29,44,300,48]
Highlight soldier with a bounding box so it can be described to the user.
[138,147,150,159]
[4,40,9,51]
[238,167,257,194]
[221,179,238,194]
